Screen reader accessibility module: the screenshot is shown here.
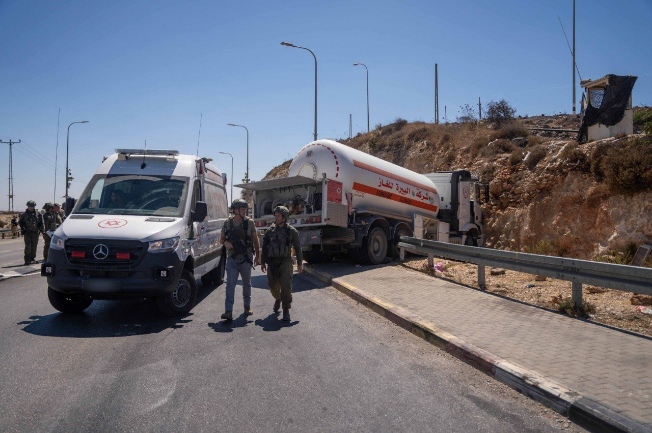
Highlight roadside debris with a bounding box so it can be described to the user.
[637,306,652,315]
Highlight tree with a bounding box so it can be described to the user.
[486,99,516,125]
[456,104,477,123]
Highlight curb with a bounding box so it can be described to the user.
[304,265,651,433]
[0,267,40,282]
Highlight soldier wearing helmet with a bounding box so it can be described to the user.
[218,199,261,321]
[19,200,40,265]
[261,205,303,322]
[41,202,62,261]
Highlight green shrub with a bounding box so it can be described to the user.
[559,143,589,171]
[633,107,652,135]
[557,299,596,318]
[601,137,652,193]
[486,99,516,125]
[490,122,529,141]
[508,149,524,166]
[406,127,430,143]
[524,145,547,169]
[590,143,610,181]
[523,240,557,256]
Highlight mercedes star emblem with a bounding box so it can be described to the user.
[93,244,109,260]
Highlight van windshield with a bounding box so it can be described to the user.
[73,174,189,217]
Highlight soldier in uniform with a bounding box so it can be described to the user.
[42,203,62,261]
[11,215,18,238]
[260,206,303,322]
[19,200,40,265]
[219,199,261,321]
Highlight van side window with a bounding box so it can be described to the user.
[191,179,202,213]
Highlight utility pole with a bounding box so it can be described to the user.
[434,63,439,124]
[349,114,352,139]
[444,106,447,123]
[572,0,576,114]
[478,97,482,120]
[0,139,21,211]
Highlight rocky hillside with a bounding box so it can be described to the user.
[262,114,652,262]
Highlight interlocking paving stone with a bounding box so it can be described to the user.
[317,263,652,426]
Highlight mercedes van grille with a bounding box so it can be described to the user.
[65,239,145,268]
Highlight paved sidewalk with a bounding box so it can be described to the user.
[306,262,652,432]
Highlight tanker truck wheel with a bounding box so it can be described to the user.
[360,227,388,265]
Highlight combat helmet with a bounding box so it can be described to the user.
[26,200,36,207]
[42,202,53,210]
[231,199,249,211]
[273,206,289,221]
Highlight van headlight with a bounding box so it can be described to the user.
[148,237,180,253]
[50,234,65,250]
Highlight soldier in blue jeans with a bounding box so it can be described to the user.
[219,200,260,321]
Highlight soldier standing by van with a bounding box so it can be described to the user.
[19,200,40,265]
[219,199,260,321]
[42,203,62,261]
[260,206,303,322]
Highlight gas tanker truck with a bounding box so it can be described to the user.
[236,140,487,265]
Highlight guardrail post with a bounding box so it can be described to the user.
[427,254,434,268]
[399,247,405,261]
[572,281,583,307]
[478,264,486,289]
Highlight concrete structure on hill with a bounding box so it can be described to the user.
[579,74,636,142]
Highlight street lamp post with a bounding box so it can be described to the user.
[281,42,318,141]
[227,124,250,183]
[353,63,369,133]
[65,120,89,204]
[219,151,234,202]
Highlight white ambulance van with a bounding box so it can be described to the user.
[41,149,229,316]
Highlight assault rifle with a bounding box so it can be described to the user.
[225,230,255,269]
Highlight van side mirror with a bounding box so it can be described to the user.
[222,173,228,186]
[191,201,207,222]
[65,197,76,217]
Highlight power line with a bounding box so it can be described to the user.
[558,16,582,81]
[13,144,66,175]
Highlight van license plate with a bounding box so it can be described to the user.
[82,279,121,292]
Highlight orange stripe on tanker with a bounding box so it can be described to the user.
[352,182,439,213]
[353,159,438,194]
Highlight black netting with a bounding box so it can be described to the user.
[578,75,637,142]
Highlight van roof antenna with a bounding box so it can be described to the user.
[141,140,147,169]
[196,111,203,157]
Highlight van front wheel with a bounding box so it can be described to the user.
[157,269,198,316]
[48,287,93,314]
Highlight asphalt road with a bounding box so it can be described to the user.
[0,236,44,268]
[0,266,585,432]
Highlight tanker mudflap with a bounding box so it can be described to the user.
[299,229,322,246]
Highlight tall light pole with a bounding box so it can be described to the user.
[353,63,370,133]
[65,120,89,204]
[281,42,318,141]
[219,151,234,202]
[227,123,249,183]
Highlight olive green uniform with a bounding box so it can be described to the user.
[261,223,303,308]
[42,211,62,261]
[19,210,40,264]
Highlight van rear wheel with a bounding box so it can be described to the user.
[48,286,93,314]
[157,269,197,316]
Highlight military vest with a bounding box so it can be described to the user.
[266,224,291,259]
[23,211,39,232]
[225,217,252,256]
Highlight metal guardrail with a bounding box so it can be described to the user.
[398,237,652,306]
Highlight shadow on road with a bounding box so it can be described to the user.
[208,313,253,333]
[254,313,299,331]
[18,281,218,338]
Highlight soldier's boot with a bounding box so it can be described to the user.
[244,306,253,316]
[220,310,233,321]
[282,308,291,322]
[273,299,281,313]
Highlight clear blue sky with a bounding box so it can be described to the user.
[1,0,650,211]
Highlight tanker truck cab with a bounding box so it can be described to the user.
[42,149,229,316]
[238,140,486,267]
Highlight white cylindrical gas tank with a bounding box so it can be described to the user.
[289,140,440,219]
